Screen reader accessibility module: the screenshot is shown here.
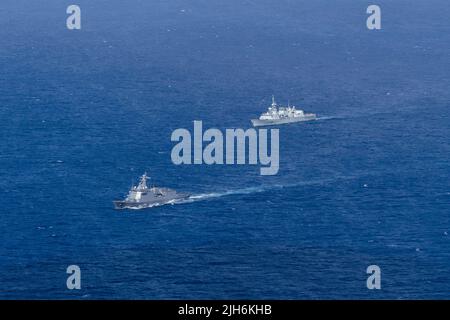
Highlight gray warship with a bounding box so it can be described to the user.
[113,173,190,209]
[251,96,316,127]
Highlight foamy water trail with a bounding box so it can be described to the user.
[315,116,339,121]
[187,185,267,201]
[177,176,353,205]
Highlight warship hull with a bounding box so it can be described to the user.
[113,192,190,209]
[251,114,316,127]
[114,173,191,210]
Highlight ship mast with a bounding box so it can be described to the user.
[271,95,277,112]
[137,172,149,190]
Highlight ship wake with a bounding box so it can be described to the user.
[315,116,338,121]
[175,176,350,206]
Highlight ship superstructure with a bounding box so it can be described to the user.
[251,96,316,127]
[113,173,190,209]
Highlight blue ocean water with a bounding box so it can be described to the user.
[1,0,450,299]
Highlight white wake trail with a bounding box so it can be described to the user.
[178,176,350,205]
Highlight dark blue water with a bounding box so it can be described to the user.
[1,0,450,299]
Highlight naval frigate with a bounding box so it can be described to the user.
[251,96,316,127]
[113,173,190,209]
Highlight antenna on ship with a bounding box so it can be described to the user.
[136,172,148,190]
[271,95,278,112]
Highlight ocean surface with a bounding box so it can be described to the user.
[1,0,450,299]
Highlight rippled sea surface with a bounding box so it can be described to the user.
[1,0,450,299]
